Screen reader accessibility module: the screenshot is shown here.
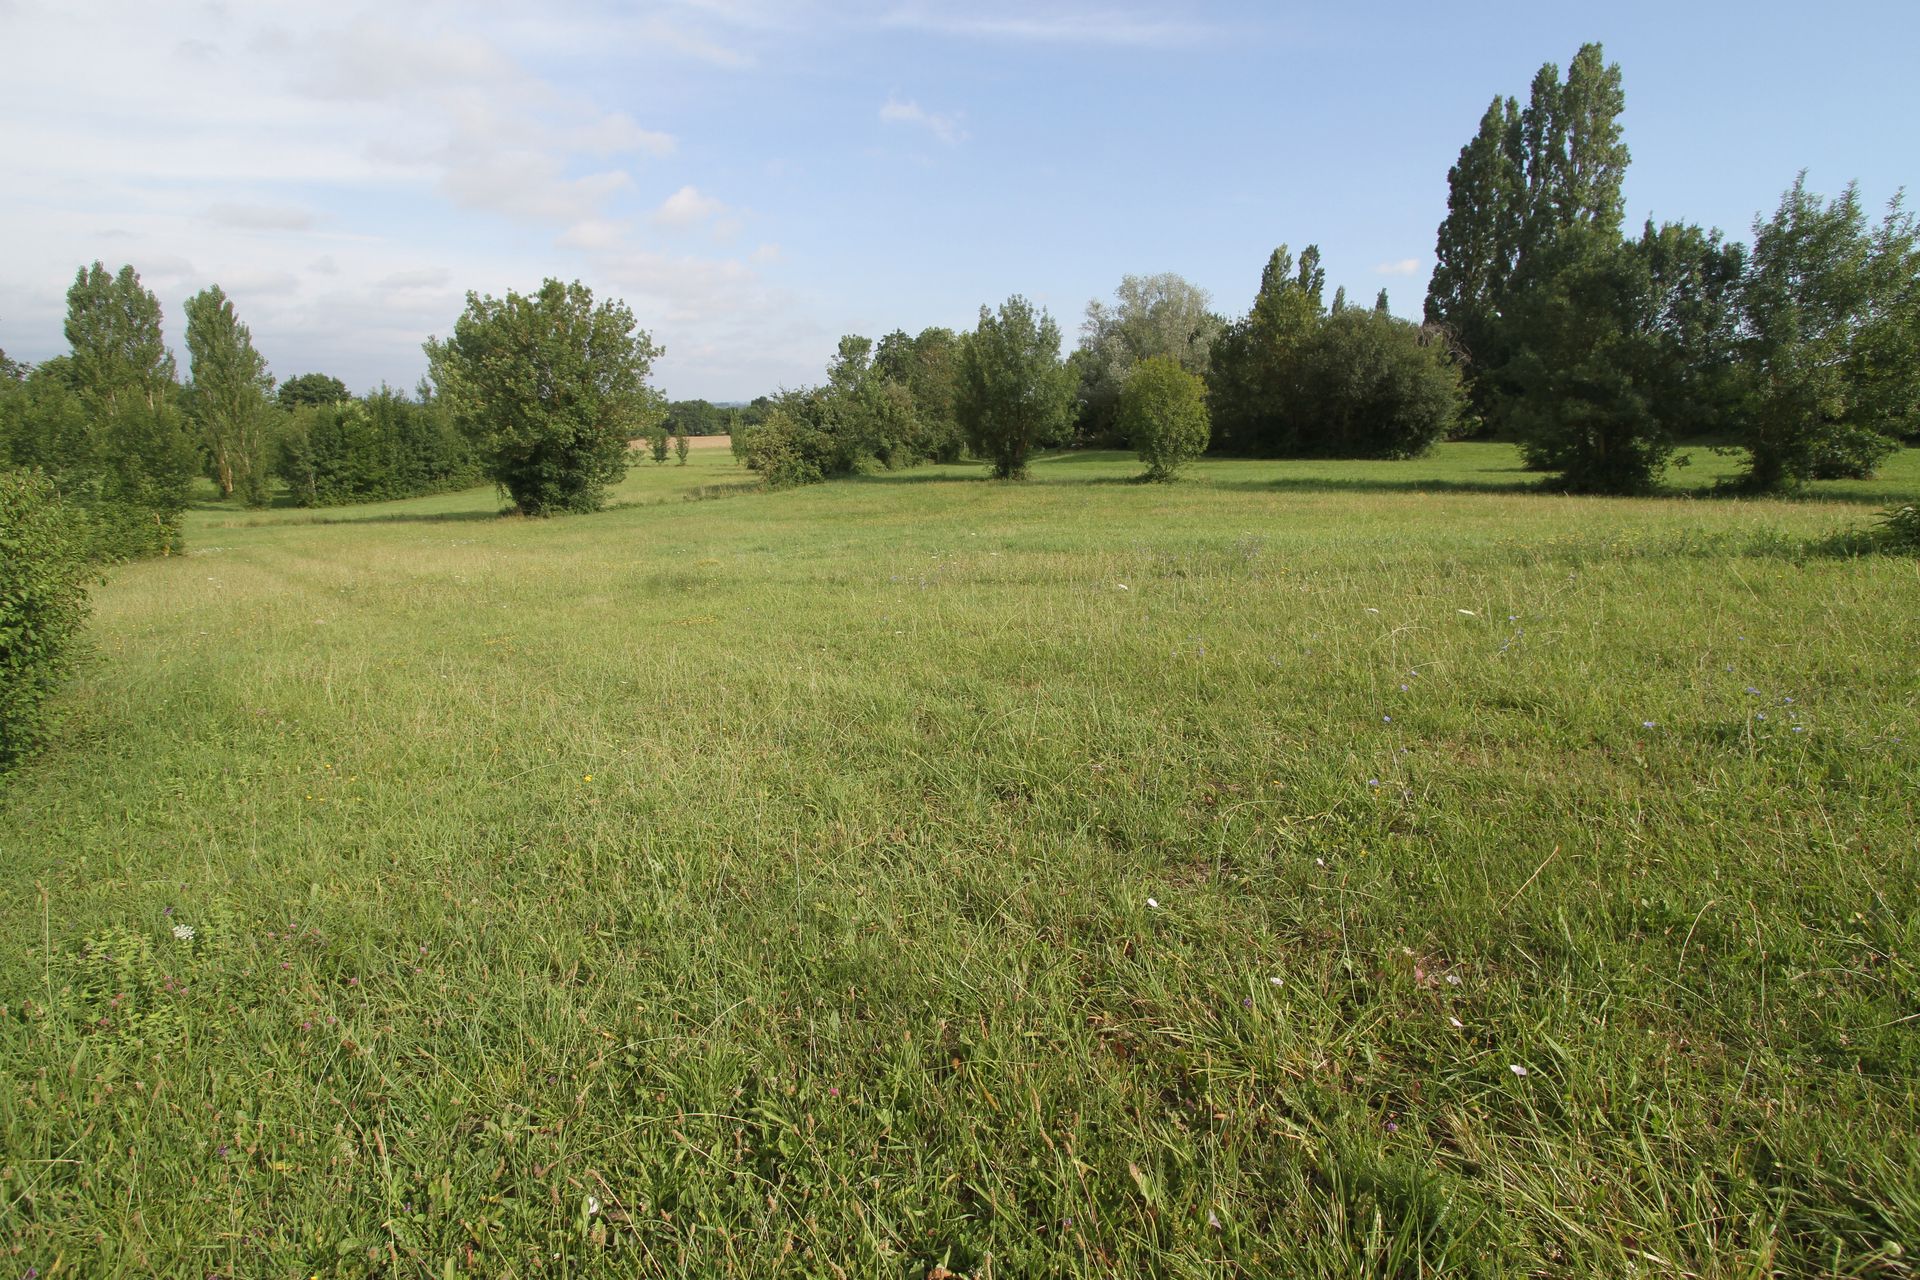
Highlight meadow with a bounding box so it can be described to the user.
[1,443,1916,1277]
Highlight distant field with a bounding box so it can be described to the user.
[629,433,733,452]
[2,443,1915,1277]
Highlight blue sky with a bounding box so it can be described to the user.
[2,0,1914,401]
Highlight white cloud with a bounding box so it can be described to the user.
[207,202,317,231]
[1373,259,1422,277]
[878,5,1213,47]
[652,185,730,229]
[880,96,968,145]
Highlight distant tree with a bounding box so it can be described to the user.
[1331,286,1348,314]
[273,386,477,507]
[277,372,349,408]
[1293,311,1464,459]
[956,296,1075,480]
[1121,357,1210,480]
[649,425,670,464]
[1735,177,1914,489]
[663,398,726,436]
[674,427,690,465]
[1374,289,1391,314]
[1073,274,1222,441]
[64,262,195,556]
[184,284,275,506]
[425,279,661,515]
[906,327,966,462]
[1207,245,1326,454]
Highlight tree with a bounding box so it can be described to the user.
[1632,219,1748,441]
[1426,44,1628,423]
[1374,289,1391,315]
[905,327,966,462]
[1734,178,1915,489]
[1073,274,1222,441]
[184,284,275,506]
[1207,245,1327,454]
[956,296,1075,480]
[278,372,349,408]
[649,425,670,464]
[1501,225,1670,492]
[674,428,690,465]
[1293,311,1464,459]
[1121,357,1210,481]
[425,279,661,516]
[64,263,195,556]
[663,399,726,436]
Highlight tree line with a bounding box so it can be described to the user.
[1427,43,1919,493]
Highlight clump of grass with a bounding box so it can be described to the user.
[1876,500,1920,552]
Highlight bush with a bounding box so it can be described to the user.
[1294,311,1462,459]
[1120,357,1210,480]
[737,406,831,489]
[274,389,478,507]
[0,470,93,769]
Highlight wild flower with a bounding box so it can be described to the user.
[1367,779,1380,788]
[172,924,196,942]
[1509,1064,1528,1077]
[1642,721,1656,729]
[1445,974,1461,986]
[1448,1016,1464,1029]
[1269,976,1283,986]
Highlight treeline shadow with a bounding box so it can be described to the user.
[207,508,506,528]
[1207,475,1534,497]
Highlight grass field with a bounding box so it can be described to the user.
[2,443,1917,1277]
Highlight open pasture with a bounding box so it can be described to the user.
[2,444,1916,1277]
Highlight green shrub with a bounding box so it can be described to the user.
[738,407,830,489]
[1120,356,1211,481]
[0,469,93,768]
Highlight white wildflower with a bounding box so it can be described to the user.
[171,924,196,942]
[1509,1064,1528,1077]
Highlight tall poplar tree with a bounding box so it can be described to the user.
[1426,44,1629,421]
[1425,96,1523,413]
[64,263,195,556]
[185,284,275,506]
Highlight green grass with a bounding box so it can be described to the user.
[2,444,1917,1277]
